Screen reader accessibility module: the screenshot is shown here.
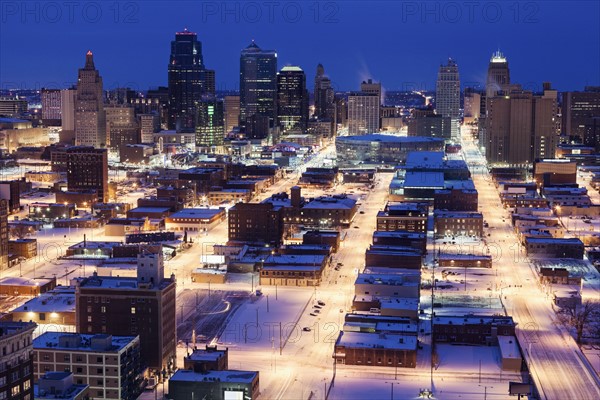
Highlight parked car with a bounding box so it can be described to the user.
[317,300,326,306]
[303,327,311,332]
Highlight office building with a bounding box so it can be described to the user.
[196,98,224,148]
[435,58,460,138]
[360,79,382,105]
[239,40,277,137]
[75,250,177,372]
[464,88,481,124]
[348,92,380,135]
[486,50,510,99]
[224,95,240,134]
[228,202,283,246]
[0,97,27,117]
[66,147,109,203]
[277,66,309,134]
[41,88,62,124]
[105,105,138,149]
[200,69,216,97]
[407,107,452,139]
[168,29,204,131]
[138,113,161,143]
[33,333,142,400]
[61,88,77,142]
[562,87,600,149]
[483,85,559,165]
[0,322,37,400]
[74,51,106,147]
[314,64,336,131]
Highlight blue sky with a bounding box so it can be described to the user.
[1,1,598,92]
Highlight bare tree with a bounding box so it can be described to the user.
[558,300,599,344]
[9,224,33,240]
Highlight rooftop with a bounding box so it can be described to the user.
[168,208,224,219]
[33,332,137,352]
[336,331,417,350]
[169,369,258,384]
[13,288,76,314]
[337,134,445,144]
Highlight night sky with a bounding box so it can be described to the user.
[1,1,598,93]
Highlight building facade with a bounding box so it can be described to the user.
[277,66,309,134]
[74,51,106,147]
[66,147,109,203]
[0,322,36,400]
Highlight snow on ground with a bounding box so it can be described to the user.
[216,286,314,350]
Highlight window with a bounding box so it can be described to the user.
[11,387,19,396]
[43,354,50,361]
[130,307,136,314]
[0,377,5,386]
[97,368,102,374]
[101,306,106,313]
[87,316,92,322]
[97,357,102,363]
[39,313,46,321]
[76,355,83,362]
[76,367,82,373]
[97,379,103,386]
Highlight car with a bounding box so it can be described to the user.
[359,211,365,214]
[303,327,311,332]
[334,266,340,271]
[313,309,320,314]
[314,305,322,309]
[317,300,326,306]
[354,226,359,229]
[309,312,317,316]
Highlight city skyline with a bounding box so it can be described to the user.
[1,2,598,92]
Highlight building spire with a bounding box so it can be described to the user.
[85,50,95,70]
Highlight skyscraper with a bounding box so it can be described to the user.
[483,85,558,165]
[562,87,600,149]
[196,98,224,148]
[168,29,204,132]
[313,64,336,136]
[277,66,309,134]
[224,95,240,134]
[486,50,511,98]
[360,79,382,105]
[348,92,380,135]
[74,51,106,147]
[239,40,277,138]
[436,58,460,139]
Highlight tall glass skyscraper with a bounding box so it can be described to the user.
[239,40,277,139]
[196,98,224,148]
[277,66,308,133]
[168,28,204,132]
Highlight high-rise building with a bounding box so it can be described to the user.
[139,113,161,144]
[0,199,8,272]
[239,40,277,138]
[0,322,37,400]
[0,180,21,214]
[562,87,600,149]
[348,92,380,135]
[336,97,347,128]
[105,105,139,149]
[201,69,216,97]
[224,95,240,134]
[196,98,224,148]
[146,86,170,127]
[483,86,558,165]
[75,249,177,372]
[436,59,460,119]
[313,64,336,136]
[464,88,482,124]
[277,66,309,134]
[486,50,510,99]
[66,147,109,203]
[436,58,460,138]
[74,51,106,147]
[41,88,62,123]
[360,79,382,105]
[168,29,204,132]
[61,88,76,132]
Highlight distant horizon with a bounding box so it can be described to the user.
[1,1,598,92]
